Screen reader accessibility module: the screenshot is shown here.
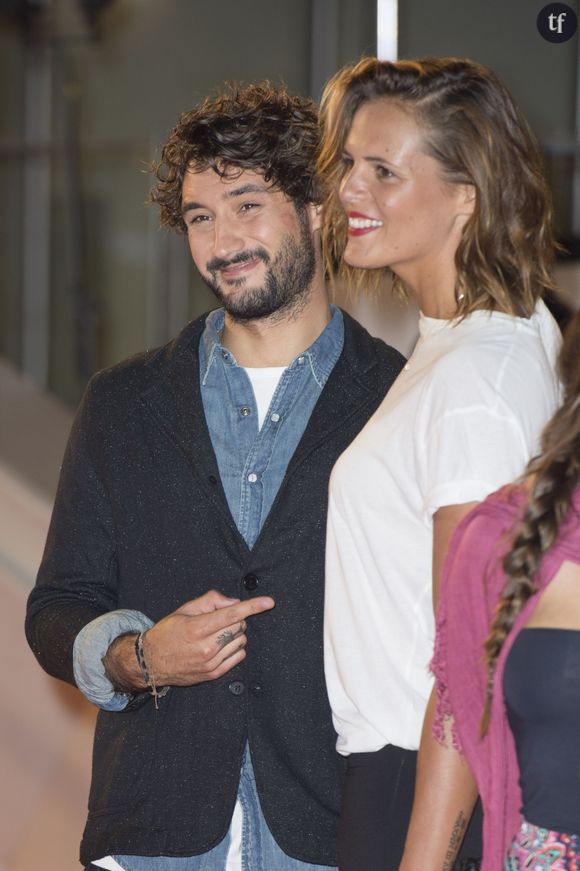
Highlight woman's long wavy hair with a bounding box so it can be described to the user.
[318,57,560,315]
[480,311,580,734]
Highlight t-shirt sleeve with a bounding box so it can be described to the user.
[420,405,530,519]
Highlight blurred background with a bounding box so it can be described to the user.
[1,1,579,867]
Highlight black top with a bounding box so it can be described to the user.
[504,627,580,833]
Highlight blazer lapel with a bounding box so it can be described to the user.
[285,313,380,478]
[138,318,248,549]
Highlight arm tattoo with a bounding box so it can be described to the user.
[442,811,468,871]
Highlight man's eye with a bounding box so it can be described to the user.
[240,202,259,213]
[376,165,395,180]
[188,214,210,225]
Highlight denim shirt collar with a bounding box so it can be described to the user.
[199,305,344,386]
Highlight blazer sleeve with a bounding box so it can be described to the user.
[25,373,120,686]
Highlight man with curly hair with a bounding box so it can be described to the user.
[26,83,404,870]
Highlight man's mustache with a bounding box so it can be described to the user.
[206,248,270,274]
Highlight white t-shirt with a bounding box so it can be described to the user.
[324,302,561,755]
[244,366,286,428]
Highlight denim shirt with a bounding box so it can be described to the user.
[200,307,344,547]
[72,306,344,710]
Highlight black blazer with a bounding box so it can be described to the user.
[26,310,405,866]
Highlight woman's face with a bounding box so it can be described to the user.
[339,99,473,300]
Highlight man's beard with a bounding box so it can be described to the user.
[201,210,316,322]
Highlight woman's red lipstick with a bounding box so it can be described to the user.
[347,211,384,236]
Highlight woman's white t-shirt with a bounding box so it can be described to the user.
[324,302,561,755]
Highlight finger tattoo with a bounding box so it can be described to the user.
[216,629,235,650]
[216,622,246,651]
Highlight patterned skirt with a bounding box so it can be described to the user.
[505,819,579,870]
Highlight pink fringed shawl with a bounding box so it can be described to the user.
[432,485,580,871]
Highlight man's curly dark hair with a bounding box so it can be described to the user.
[150,82,322,233]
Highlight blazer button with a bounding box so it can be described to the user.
[243,573,259,591]
[228,680,245,696]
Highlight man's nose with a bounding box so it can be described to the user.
[213,218,245,260]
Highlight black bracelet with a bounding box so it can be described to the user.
[134,631,169,710]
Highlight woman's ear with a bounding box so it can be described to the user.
[458,183,476,217]
[309,202,323,232]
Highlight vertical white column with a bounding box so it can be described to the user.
[377,0,398,61]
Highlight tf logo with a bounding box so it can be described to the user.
[537,3,578,42]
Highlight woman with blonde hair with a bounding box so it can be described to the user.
[318,57,562,869]
[425,311,580,870]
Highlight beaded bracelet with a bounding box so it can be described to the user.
[134,631,169,710]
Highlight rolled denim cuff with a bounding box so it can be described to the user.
[73,609,153,710]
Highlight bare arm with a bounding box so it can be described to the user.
[399,689,478,871]
[103,589,275,693]
[431,503,478,609]
[399,502,478,871]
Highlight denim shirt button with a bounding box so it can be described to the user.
[247,473,258,483]
[240,406,252,417]
[270,412,280,423]
[297,356,305,365]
